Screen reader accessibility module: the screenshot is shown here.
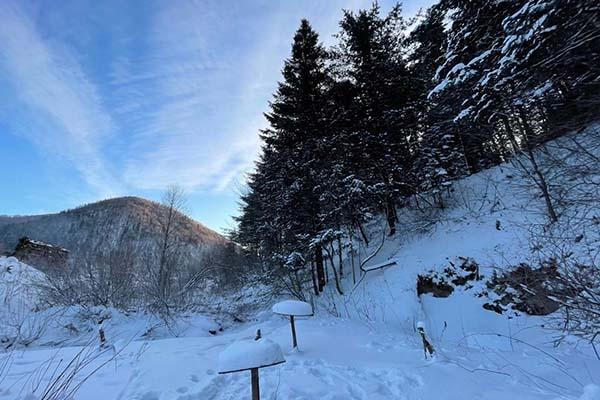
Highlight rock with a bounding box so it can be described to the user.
[12,237,69,273]
[483,302,504,314]
[417,275,454,298]
[513,292,559,315]
[483,261,561,316]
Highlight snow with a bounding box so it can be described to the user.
[1,127,599,399]
[26,239,68,252]
[0,257,47,346]
[453,106,473,122]
[530,81,553,97]
[218,338,285,373]
[272,300,313,316]
[361,258,397,272]
[467,49,492,67]
[579,385,600,400]
[427,79,449,98]
[4,315,597,399]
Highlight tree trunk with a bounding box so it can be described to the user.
[337,237,344,277]
[315,246,325,292]
[386,196,397,236]
[350,241,356,285]
[324,255,329,283]
[518,109,559,223]
[330,261,344,295]
[356,221,369,246]
[325,243,344,295]
[526,145,559,222]
[310,261,319,296]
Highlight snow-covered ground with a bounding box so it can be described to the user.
[2,312,599,399]
[1,128,599,399]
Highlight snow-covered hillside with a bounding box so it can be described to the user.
[1,129,599,400]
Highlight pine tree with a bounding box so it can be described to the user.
[430,0,522,171]
[236,19,331,293]
[334,3,415,235]
[408,3,467,205]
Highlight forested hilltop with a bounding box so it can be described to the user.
[234,0,599,296]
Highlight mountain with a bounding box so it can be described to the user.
[0,196,227,262]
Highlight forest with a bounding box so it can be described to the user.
[234,0,600,299]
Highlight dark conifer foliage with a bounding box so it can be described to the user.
[234,1,600,295]
[334,4,416,235]
[235,20,331,293]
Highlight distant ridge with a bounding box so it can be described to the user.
[0,196,226,259]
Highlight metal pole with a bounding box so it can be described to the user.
[290,315,297,348]
[251,368,260,400]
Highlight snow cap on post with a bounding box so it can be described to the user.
[218,339,285,374]
[272,300,313,317]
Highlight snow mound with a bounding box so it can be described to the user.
[272,300,313,316]
[0,256,48,346]
[218,339,285,373]
[0,256,45,311]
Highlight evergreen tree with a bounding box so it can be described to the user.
[236,19,330,292]
[334,3,415,235]
[430,0,522,171]
[407,3,468,204]
[235,0,599,296]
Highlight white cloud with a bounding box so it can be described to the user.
[0,2,122,197]
[117,0,268,192]
[117,0,375,193]
[0,0,434,200]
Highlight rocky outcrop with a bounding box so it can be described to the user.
[417,275,454,297]
[417,257,561,317]
[12,237,69,273]
[417,257,481,298]
[482,261,560,316]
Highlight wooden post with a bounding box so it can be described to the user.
[290,315,297,348]
[417,327,435,359]
[251,367,260,400]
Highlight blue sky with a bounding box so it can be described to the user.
[0,0,433,234]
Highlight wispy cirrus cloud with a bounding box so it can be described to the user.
[0,0,433,229]
[114,0,265,192]
[0,1,121,197]
[112,0,431,193]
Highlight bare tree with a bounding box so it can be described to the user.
[156,185,188,301]
[38,237,139,310]
[143,185,219,321]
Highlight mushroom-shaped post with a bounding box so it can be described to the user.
[218,338,285,400]
[272,300,313,349]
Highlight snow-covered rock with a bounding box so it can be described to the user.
[272,300,313,316]
[218,339,285,373]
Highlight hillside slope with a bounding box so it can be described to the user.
[0,196,226,261]
[2,129,599,400]
[323,126,599,345]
